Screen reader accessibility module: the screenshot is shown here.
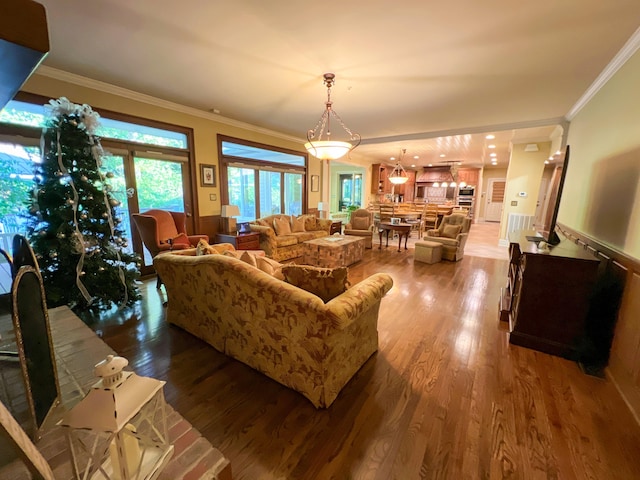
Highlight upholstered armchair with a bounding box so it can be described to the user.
[343,208,374,248]
[423,213,471,261]
[132,209,209,287]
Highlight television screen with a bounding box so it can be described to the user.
[539,145,570,246]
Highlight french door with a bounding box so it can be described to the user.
[103,148,194,275]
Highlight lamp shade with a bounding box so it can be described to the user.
[304,141,353,161]
[317,202,328,211]
[221,205,240,218]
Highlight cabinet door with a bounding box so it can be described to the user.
[371,164,381,194]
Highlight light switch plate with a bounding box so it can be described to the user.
[209,194,217,201]
[511,200,518,206]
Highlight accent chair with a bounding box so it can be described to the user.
[423,213,471,261]
[343,208,374,248]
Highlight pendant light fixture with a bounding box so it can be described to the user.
[305,73,361,160]
[388,149,409,185]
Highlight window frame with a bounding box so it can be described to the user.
[218,134,308,219]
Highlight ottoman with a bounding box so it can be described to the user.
[414,240,442,264]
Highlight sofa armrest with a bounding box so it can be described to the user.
[325,273,393,330]
[249,224,277,255]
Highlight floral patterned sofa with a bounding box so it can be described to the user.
[249,214,332,261]
[153,249,393,408]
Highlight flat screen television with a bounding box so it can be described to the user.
[531,145,570,246]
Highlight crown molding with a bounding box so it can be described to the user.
[35,65,304,144]
[360,117,566,146]
[566,27,640,120]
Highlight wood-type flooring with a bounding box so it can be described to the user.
[80,224,640,479]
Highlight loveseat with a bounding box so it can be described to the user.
[249,214,332,261]
[153,249,393,408]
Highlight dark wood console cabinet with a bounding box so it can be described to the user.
[499,230,599,358]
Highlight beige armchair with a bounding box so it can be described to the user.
[344,208,374,248]
[424,213,471,261]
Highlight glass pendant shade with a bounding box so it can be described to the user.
[304,140,353,160]
[305,73,360,160]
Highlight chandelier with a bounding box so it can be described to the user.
[305,73,361,160]
[388,149,409,184]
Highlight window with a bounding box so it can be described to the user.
[0,95,196,277]
[0,99,188,148]
[219,136,307,220]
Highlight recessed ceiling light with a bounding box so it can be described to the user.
[390,156,395,161]
[411,164,416,167]
[488,144,496,149]
[457,162,462,165]
[413,155,419,159]
[428,163,432,167]
[485,134,495,140]
[490,153,497,157]
[548,156,554,160]
[544,160,550,164]
[439,154,446,157]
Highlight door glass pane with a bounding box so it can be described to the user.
[228,166,255,223]
[134,157,186,267]
[259,171,282,217]
[100,155,132,254]
[284,173,302,216]
[0,141,39,293]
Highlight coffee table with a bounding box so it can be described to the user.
[378,222,412,252]
[302,235,365,268]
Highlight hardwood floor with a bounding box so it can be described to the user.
[82,224,640,479]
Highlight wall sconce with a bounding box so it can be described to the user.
[221,204,240,234]
[58,355,173,480]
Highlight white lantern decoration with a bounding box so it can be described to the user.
[59,355,173,480]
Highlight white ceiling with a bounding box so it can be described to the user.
[35,0,640,169]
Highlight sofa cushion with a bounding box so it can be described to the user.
[291,231,316,242]
[273,217,292,236]
[281,265,349,303]
[291,216,306,233]
[275,235,298,247]
[255,256,284,280]
[442,224,462,239]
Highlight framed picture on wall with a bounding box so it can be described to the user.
[200,164,217,187]
[311,175,319,192]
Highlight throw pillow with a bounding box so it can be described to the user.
[171,233,192,247]
[442,224,462,239]
[239,251,257,267]
[291,215,306,233]
[273,217,292,236]
[299,214,317,231]
[196,239,211,256]
[351,216,369,230]
[255,256,284,280]
[281,265,349,303]
[256,218,270,227]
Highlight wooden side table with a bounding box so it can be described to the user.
[215,232,260,250]
[378,222,412,252]
[330,221,342,235]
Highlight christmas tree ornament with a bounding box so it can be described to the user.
[109,198,121,207]
[80,175,88,182]
[57,232,66,239]
[106,172,115,178]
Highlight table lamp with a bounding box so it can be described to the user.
[221,205,240,233]
[317,202,328,219]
